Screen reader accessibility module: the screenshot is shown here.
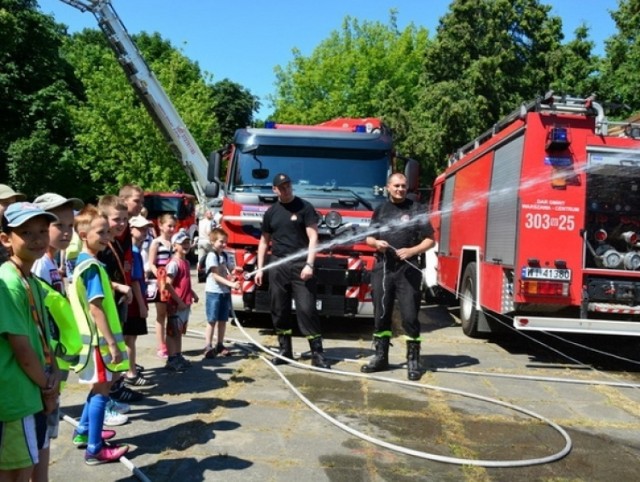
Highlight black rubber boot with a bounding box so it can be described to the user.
[406,340,422,381]
[272,334,293,365]
[308,337,331,369]
[361,337,390,373]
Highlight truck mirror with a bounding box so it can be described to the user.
[204,183,219,198]
[404,157,420,193]
[208,151,221,182]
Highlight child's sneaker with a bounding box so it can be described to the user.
[72,429,117,448]
[84,443,129,465]
[165,356,187,372]
[216,344,231,357]
[107,399,130,415]
[203,345,216,359]
[104,406,128,427]
[176,353,192,367]
[157,344,168,359]
[123,373,155,387]
[110,384,144,403]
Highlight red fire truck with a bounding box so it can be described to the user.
[429,93,640,337]
[143,191,197,240]
[209,119,419,318]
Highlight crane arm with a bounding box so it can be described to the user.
[59,0,212,206]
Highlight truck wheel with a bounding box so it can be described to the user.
[460,262,480,338]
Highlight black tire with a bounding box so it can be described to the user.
[460,262,481,338]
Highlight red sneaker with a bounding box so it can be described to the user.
[84,444,129,465]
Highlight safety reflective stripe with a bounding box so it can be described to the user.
[276,329,293,335]
[243,251,257,265]
[373,330,393,338]
[69,258,129,373]
[37,280,82,370]
[403,335,423,342]
[345,286,360,298]
[242,279,255,293]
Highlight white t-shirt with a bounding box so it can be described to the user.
[32,254,66,294]
[198,217,214,247]
[205,250,232,294]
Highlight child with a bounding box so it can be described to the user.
[32,193,84,292]
[0,184,26,265]
[203,228,240,358]
[139,207,155,272]
[122,215,154,387]
[31,192,84,482]
[0,202,59,479]
[147,213,176,359]
[97,195,142,405]
[164,230,198,371]
[67,205,130,465]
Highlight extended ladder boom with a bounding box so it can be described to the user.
[60,0,211,206]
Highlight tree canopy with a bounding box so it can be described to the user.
[1,0,85,198]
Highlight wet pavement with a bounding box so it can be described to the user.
[49,271,640,481]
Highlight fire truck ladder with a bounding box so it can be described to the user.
[449,92,606,166]
[59,0,214,207]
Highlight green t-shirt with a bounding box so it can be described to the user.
[0,262,47,421]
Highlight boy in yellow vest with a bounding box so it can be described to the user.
[31,192,84,481]
[68,205,130,465]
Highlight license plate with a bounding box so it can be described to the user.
[521,267,571,281]
[291,300,323,310]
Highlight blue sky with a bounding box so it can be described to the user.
[38,1,618,119]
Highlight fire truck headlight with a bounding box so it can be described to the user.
[324,211,342,229]
[599,249,623,269]
[623,252,640,270]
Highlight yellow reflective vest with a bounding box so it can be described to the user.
[37,280,82,371]
[68,256,129,373]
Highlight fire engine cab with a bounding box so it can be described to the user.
[430,93,640,337]
[210,119,419,319]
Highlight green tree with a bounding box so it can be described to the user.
[600,0,640,114]
[272,11,429,128]
[62,30,220,196]
[414,0,565,180]
[210,79,260,145]
[548,25,600,98]
[1,0,85,198]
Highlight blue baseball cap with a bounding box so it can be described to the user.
[4,202,58,227]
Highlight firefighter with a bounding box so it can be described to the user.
[255,173,330,369]
[363,172,435,380]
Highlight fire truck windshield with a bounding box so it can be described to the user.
[231,145,389,199]
[144,195,194,221]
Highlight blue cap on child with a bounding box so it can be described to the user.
[4,202,58,227]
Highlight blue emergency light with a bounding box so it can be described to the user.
[264,121,276,129]
[546,126,570,151]
[354,125,367,133]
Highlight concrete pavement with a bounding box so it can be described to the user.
[49,274,640,481]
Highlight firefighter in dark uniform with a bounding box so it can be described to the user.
[255,173,331,369]
[362,172,435,380]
